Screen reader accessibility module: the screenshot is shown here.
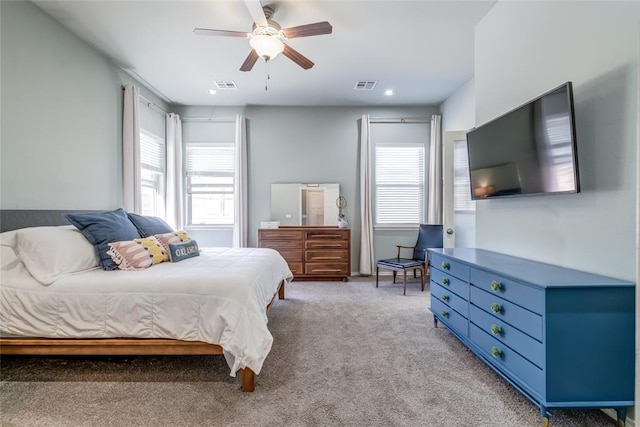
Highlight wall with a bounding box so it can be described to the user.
[440,78,476,248]
[0,0,169,210]
[474,1,638,281]
[175,105,439,272]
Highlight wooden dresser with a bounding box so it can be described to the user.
[428,248,635,426]
[258,227,350,281]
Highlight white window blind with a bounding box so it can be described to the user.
[453,140,475,212]
[185,142,235,225]
[139,129,165,217]
[375,144,425,225]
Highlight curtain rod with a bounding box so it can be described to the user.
[181,116,236,122]
[121,85,169,116]
[369,117,432,124]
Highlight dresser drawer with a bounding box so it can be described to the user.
[305,262,349,276]
[470,324,544,396]
[304,229,349,241]
[429,253,469,281]
[470,286,542,341]
[305,240,349,249]
[471,268,544,313]
[430,272,469,300]
[259,240,302,250]
[287,262,304,275]
[305,250,349,263]
[274,249,303,263]
[258,230,304,241]
[431,282,468,318]
[470,305,543,368]
[431,298,468,338]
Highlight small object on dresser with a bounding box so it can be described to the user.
[260,221,280,229]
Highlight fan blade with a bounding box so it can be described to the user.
[193,28,250,38]
[244,0,268,27]
[283,22,332,39]
[282,44,314,70]
[240,49,260,72]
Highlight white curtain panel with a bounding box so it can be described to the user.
[165,113,184,230]
[359,115,375,275]
[427,114,443,224]
[233,114,248,248]
[122,85,141,213]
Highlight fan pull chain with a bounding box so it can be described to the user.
[264,59,270,91]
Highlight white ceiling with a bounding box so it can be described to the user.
[32,0,495,107]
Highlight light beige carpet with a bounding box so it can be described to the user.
[0,277,618,426]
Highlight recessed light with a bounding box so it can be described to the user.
[207,89,218,95]
[384,89,395,96]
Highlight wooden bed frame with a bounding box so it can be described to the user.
[0,209,286,392]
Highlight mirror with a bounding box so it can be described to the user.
[270,183,340,226]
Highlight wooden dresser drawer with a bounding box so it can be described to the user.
[471,268,543,313]
[470,304,543,368]
[287,262,304,275]
[305,262,349,276]
[304,229,350,241]
[305,240,349,249]
[258,229,303,241]
[305,250,348,263]
[470,285,543,341]
[430,272,469,301]
[430,253,470,282]
[431,282,468,318]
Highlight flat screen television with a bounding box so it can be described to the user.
[466,82,580,200]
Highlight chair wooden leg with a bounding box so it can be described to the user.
[403,270,407,296]
[392,271,397,284]
[376,266,379,288]
[420,267,425,292]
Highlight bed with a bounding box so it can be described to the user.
[0,210,293,392]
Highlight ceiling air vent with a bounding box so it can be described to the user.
[354,81,377,90]
[214,80,238,90]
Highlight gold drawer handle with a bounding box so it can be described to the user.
[491,347,503,358]
[441,294,449,302]
[491,280,503,292]
[311,269,342,273]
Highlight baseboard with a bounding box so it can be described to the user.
[602,408,635,426]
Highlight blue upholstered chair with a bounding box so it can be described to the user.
[375,224,444,295]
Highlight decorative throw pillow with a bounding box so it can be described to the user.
[107,236,168,271]
[65,208,141,271]
[169,240,200,263]
[154,230,191,253]
[14,226,99,284]
[126,213,174,237]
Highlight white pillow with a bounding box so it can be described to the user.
[0,230,19,249]
[15,226,99,285]
[1,245,20,271]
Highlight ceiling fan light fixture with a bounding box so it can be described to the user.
[250,34,284,60]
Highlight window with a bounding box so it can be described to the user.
[140,129,165,217]
[374,143,425,225]
[185,142,235,226]
[453,140,475,212]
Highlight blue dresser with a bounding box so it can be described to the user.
[428,248,635,426]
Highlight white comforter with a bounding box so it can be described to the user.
[0,248,293,376]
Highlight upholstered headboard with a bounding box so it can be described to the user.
[0,210,99,232]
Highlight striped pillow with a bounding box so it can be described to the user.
[107,236,168,271]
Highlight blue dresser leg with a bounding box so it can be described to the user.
[616,408,627,427]
[540,406,549,427]
[433,316,438,328]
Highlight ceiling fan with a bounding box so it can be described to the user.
[193,0,332,72]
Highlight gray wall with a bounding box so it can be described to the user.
[175,105,439,273]
[474,1,638,281]
[0,0,170,210]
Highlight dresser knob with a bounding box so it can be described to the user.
[490,324,503,336]
[490,280,503,292]
[441,294,449,302]
[441,262,450,270]
[440,311,449,318]
[491,347,503,358]
[491,303,503,314]
[441,278,450,285]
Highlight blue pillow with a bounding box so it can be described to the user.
[65,208,141,270]
[127,213,173,237]
[169,240,200,263]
